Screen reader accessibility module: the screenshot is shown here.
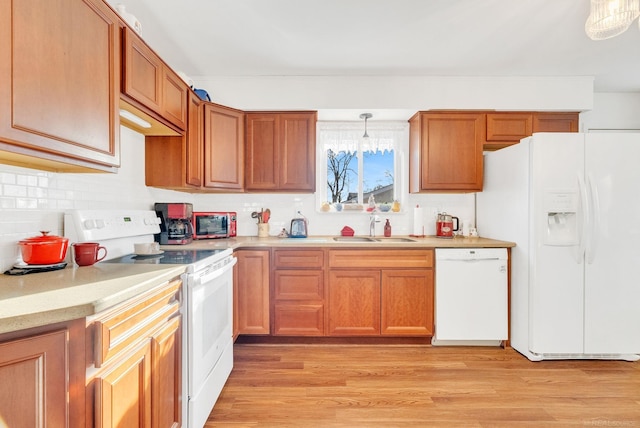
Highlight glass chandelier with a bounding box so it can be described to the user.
[585,0,640,40]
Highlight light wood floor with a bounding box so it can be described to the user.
[206,344,640,427]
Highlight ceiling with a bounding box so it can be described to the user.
[108,0,640,116]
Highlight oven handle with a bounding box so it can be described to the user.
[193,257,237,286]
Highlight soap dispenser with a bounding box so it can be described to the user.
[384,219,392,237]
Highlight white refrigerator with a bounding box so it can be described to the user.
[477,132,640,361]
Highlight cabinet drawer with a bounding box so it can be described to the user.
[274,270,324,300]
[91,280,181,368]
[274,304,324,336]
[274,249,324,268]
[329,249,433,269]
[486,113,532,142]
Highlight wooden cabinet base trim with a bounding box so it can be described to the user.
[236,335,432,345]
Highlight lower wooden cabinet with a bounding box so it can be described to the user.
[328,249,434,337]
[329,270,381,336]
[87,279,182,428]
[273,249,326,336]
[94,340,153,427]
[0,319,85,427]
[237,248,435,339]
[236,249,271,335]
[381,269,434,335]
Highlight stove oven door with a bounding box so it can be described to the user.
[185,256,236,425]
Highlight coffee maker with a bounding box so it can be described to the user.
[155,203,194,245]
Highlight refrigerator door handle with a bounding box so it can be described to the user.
[585,174,600,264]
[576,174,589,264]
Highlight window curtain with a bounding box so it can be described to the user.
[318,121,407,154]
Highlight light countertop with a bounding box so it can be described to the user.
[167,235,516,250]
[0,263,186,334]
[1,235,514,336]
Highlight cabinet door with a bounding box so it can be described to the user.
[328,270,380,336]
[245,112,316,192]
[381,269,433,336]
[123,28,163,114]
[409,113,484,192]
[186,91,204,187]
[245,114,278,190]
[204,104,245,190]
[485,112,532,150]
[0,330,68,427]
[122,28,187,131]
[161,67,188,130]
[533,112,579,133]
[0,0,120,171]
[151,315,182,428]
[94,341,152,428]
[274,304,324,336]
[236,250,271,334]
[278,113,316,191]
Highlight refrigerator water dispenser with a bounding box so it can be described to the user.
[543,191,578,246]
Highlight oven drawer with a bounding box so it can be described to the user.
[90,279,181,368]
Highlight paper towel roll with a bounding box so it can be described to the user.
[412,206,426,236]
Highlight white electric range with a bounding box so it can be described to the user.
[64,209,235,428]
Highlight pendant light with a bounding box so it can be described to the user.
[360,113,372,139]
[585,0,640,40]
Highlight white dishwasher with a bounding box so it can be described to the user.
[432,248,508,346]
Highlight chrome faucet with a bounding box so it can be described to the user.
[369,214,380,237]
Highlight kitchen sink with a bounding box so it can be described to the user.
[373,237,417,242]
[332,236,417,243]
[332,237,377,242]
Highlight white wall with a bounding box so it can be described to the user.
[580,92,640,131]
[195,75,595,116]
[1,90,638,272]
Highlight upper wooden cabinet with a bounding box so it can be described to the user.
[409,112,485,193]
[204,103,245,191]
[532,112,579,133]
[145,98,245,192]
[485,111,579,150]
[486,113,533,144]
[0,0,121,172]
[122,28,187,131]
[186,91,205,187]
[245,112,317,192]
[146,90,203,190]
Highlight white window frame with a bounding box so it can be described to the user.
[316,121,409,211]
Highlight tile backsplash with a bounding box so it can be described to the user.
[0,127,158,270]
[0,126,475,271]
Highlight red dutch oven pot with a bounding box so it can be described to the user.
[18,231,69,265]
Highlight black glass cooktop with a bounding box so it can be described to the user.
[104,249,229,266]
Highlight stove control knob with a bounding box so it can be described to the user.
[83,219,96,230]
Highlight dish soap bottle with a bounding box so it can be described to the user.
[384,219,392,237]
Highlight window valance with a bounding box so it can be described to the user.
[318,121,407,154]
